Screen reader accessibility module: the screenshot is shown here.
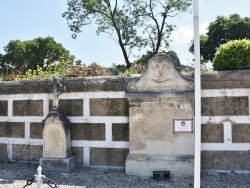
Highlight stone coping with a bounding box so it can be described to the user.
[1,70,250,94]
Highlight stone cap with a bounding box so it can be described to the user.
[127,53,194,93]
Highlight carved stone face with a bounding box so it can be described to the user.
[127,53,194,92]
[152,61,171,83]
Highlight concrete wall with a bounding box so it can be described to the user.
[0,76,132,167]
[201,70,250,172]
[0,71,250,171]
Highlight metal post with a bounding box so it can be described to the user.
[193,0,201,187]
[36,166,43,188]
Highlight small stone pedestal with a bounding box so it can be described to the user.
[39,108,76,172]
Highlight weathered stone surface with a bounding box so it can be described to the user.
[42,111,71,158]
[90,98,129,116]
[30,122,43,139]
[201,70,250,89]
[128,98,194,153]
[12,145,42,161]
[127,53,194,92]
[13,100,43,116]
[126,154,194,177]
[232,124,250,143]
[0,101,8,116]
[201,124,223,143]
[201,97,249,116]
[72,147,83,164]
[0,77,133,94]
[0,144,8,161]
[70,123,105,140]
[90,148,129,166]
[49,99,83,116]
[40,155,76,172]
[1,70,250,94]
[112,123,129,141]
[201,151,250,170]
[0,122,24,138]
[126,54,195,177]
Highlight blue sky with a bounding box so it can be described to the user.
[0,0,249,67]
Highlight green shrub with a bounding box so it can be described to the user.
[213,39,250,71]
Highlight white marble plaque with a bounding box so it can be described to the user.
[173,119,193,133]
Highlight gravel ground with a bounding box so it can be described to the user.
[0,162,249,188]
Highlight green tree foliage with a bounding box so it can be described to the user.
[189,14,250,62]
[135,50,181,67]
[0,36,76,73]
[62,0,191,68]
[213,39,250,71]
[130,0,191,54]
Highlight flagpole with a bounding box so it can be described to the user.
[193,0,201,187]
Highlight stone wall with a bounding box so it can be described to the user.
[0,76,133,167]
[201,70,250,172]
[0,71,250,172]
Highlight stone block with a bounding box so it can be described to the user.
[0,122,25,138]
[72,147,83,164]
[12,145,42,161]
[13,100,43,116]
[90,98,129,116]
[49,99,83,116]
[232,124,250,143]
[70,123,105,140]
[201,124,223,143]
[201,97,249,116]
[201,151,250,170]
[40,155,77,172]
[126,154,194,177]
[201,70,250,89]
[43,111,71,158]
[90,148,129,166]
[30,122,43,139]
[112,123,129,141]
[0,101,8,116]
[0,144,8,161]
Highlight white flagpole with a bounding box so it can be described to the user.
[193,0,201,187]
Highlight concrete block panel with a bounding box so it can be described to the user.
[90,98,129,116]
[49,99,83,116]
[201,124,224,143]
[0,144,8,161]
[201,151,250,170]
[232,124,250,143]
[30,122,43,139]
[12,145,43,161]
[201,97,248,116]
[70,123,105,140]
[112,123,129,141]
[90,148,129,166]
[0,101,8,116]
[13,100,43,116]
[72,147,83,164]
[0,122,25,138]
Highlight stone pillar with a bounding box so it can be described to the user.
[125,53,195,177]
[39,79,76,172]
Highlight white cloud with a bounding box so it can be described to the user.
[170,22,209,45]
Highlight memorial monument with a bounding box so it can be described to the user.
[39,78,76,172]
[125,53,195,177]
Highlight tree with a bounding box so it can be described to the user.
[62,0,192,68]
[0,36,76,73]
[189,14,250,62]
[130,0,191,54]
[213,39,250,71]
[135,50,181,67]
